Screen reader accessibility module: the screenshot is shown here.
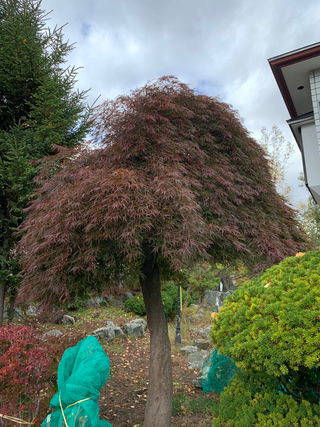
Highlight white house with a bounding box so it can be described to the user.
[269,42,320,205]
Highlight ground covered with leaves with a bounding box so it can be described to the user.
[19,304,217,427]
[100,333,215,427]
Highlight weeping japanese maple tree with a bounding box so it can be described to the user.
[16,77,310,427]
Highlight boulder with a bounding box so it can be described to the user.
[26,305,38,316]
[124,292,134,300]
[186,313,204,323]
[85,296,108,308]
[201,349,209,358]
[180,345,198,355]
[44,329,63,338]
[106,321,116,328]
[199,326,212,338]
[203,290,234,311]
[192,378,202,388]
[123,322,145,337]
[93,326,115,342]
[194,339,210,350]
[3,306,22,320]
[62,315,75,325]
[131,318,147,328]
[187,350,209,370]
[51,311,67,324]
[114,326,125,337]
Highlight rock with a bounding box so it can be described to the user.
[26,305,38,316]
[62,315,75,325]
[131,318,147,328]
[114,326,125,337]
[51,311,67,324]
[44,329,63,338]
[190,304,199,309]
[199,326,212,338]
[186,313,204,323]
[194,339,210,350]
[123,323,145,337]
[106,321,116,328]
[92,326,115,342]
[192,378,203,388]
[187,350,209,370]
[205,325,212,334]
[203,290,222,310]
[180,345,198,355]
[85,296,108,308]
[200,349,209,358]
[3,306,22,320]
[203,290,234,311]
[124,292,134,300]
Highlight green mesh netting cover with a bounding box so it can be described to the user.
[42,335,112,427]
[201,348,238,395]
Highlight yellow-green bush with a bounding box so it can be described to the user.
[212,250,320,376]
[212,370,320,427]
[211,250,320,426]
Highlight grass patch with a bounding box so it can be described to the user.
[172,392,218,416]
[103,340,125,355]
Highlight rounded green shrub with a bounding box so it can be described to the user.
[124,294,146,316]
[212,370,320,427]
[212,250,320,377]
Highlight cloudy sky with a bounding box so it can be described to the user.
[41,0,320,204]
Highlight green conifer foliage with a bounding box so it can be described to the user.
[0,0,90,325]
[212,250,320,375]
[212,250,320,425]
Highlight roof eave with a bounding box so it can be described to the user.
[268,42,320,119]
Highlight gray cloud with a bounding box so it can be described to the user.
[41,0,320,203]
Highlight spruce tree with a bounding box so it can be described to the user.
[0,0,90,325]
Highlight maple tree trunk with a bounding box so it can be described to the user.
[140,255,173,427]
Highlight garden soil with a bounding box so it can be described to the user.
[23,307,215,427]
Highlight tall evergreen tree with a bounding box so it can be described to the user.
[0,0,90,325]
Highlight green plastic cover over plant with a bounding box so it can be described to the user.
[201,348,238,395]
[42,336,112,427]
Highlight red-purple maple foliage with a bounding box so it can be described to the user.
[16,76,310,305]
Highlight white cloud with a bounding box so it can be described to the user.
[41,0,320,203]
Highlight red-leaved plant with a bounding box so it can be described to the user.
[0,325,68,425]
